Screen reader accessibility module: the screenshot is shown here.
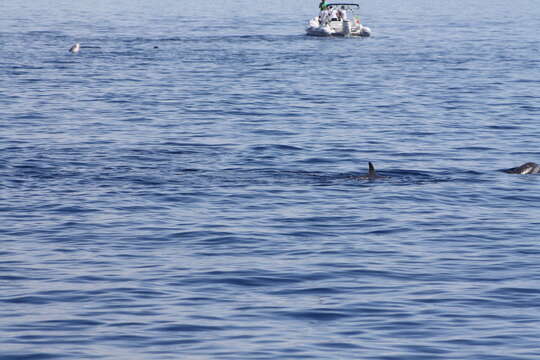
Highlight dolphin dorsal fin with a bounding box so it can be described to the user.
[368,162,377,178]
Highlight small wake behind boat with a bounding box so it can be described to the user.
[307,3,371,37]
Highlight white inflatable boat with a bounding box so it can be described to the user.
[306,3,371,37]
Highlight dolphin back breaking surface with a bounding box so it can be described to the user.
[353,161,540,182]
[502,162,540,174]
[352,162,384,180]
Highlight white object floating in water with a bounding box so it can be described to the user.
[69,43,80,53]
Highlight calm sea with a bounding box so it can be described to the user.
[2,0,540,359]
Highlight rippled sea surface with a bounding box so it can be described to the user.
[2,0,540,359]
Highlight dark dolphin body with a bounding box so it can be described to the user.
[502,162,540,174]
[354,162,383,180]
[355,161,540,180]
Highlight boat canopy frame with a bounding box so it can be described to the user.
[324,3,361,14]
[326,3,360,8]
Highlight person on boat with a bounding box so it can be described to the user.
[318,6,331,25]
[319,0,329,10]
[337,6,348,21]
[328,6,340,21]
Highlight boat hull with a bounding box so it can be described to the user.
[306,18,371,37]
[306,26,371,37]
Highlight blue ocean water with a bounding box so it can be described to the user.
[2,0,540,359]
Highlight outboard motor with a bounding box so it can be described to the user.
[343,20,352,36]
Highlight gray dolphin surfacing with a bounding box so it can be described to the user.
[368,162,379,179]
[354,162,383,180]
[502,162,540,174]
[355,161,540,180]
